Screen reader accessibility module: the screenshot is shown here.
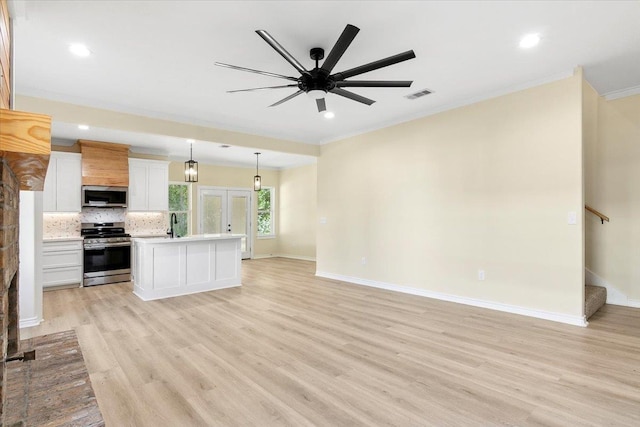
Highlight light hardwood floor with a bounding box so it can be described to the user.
[23,258,640,426]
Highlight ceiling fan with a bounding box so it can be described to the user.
[215,24,416,113]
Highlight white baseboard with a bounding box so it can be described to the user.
[316,271,587,327]
[251,254,275,260]
[277,254,316,262]
[20,316,43,329]
[585,268,636,307]
[252,254,316,262]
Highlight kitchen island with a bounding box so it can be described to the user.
[132,234,244,301]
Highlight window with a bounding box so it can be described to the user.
[168,183,191,237]
[257,187,275,238]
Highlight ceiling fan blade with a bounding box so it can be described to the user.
[256,30,310,76]
[215,62,298,81]
[228,84,299,93]
[332,50,416,80]
[336,80,413,88]
[269,90,304,107]
[320,24,360,74]
[330,87,375,106]
[316,98,327,113]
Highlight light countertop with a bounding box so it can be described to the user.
[43,236,84,242]
[132,234,245,244]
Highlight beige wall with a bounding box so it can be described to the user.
[17,95,319,157]
[318,75,585,317]
[278,163,317,260]
[585,93,640,302]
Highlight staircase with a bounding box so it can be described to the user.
[584,205,609,321]
[585,285,607,319]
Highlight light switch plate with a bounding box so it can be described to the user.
[568,211,577,225]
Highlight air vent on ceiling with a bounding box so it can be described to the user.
[405,88,433,100]
[220,144,231,148]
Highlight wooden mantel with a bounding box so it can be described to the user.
[0,108,52,191]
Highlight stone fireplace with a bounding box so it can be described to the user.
[0,158,20,421]
[1,102,54,425]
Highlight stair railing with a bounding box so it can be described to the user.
[585,205,609,224]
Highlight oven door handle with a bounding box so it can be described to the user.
[84,242,131,250]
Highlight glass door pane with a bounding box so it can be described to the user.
[200,190,226,234]
[198,188,252,259]
[228,190,251,258]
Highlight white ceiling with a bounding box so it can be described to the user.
[9,1,640,168]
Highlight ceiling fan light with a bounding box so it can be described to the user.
[307,89,327,100]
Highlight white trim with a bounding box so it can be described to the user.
[251,254,316,262]
[603,85,640,101]
[277,254,316,262]
[316,271,587,327]
[585,267,636,307]
[628,300,640,308]
[20,317,43,329]
[318,69,575,145]
[252,254,276,259]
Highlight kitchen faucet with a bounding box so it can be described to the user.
[167,213,178,238]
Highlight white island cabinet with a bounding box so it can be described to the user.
[132,234,244,301]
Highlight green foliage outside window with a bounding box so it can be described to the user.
[257,188,273,236]
[169,184,189,237]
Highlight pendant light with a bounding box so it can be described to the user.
[184,141,198,182]
[254,152,261,191]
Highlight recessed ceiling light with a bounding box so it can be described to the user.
[186,139,195,143]
[519,33,540,49]
[69,43,91,57]
[78,124,89,130]
[324,111,335,119]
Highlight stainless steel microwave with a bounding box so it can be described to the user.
[81,186,128,208]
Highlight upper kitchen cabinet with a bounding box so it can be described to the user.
[128,158,169,211]
[43,152,82,212]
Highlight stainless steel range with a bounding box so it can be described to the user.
[81,222,131,286]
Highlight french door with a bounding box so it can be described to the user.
[198,188,252,259]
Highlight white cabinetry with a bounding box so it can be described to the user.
[128,159,169,211]
[43,152,82,212]
[43,239,83,288]
[132,235,243,301]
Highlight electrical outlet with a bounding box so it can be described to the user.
[478,270,485,281]
[361,257,367,265]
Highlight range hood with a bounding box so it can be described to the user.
[79,140,130,187]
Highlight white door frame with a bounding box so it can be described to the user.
[198,186,253,259]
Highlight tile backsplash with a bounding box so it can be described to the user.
[43,213,81,238]
[43,209,168,238]
[126,212,168,236]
